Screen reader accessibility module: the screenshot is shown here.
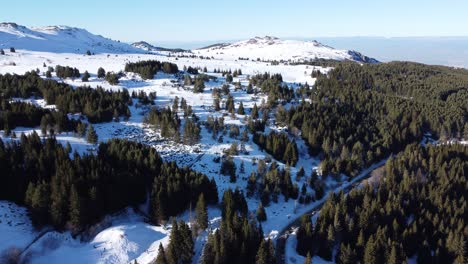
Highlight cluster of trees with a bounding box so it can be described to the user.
[204,116,224,139]
[154,220,194,264]
[105,72,120,85]
[247,161,299,205]
[145,106,201,144]
[185,74,211,93]
[0,72,131,123]
[193,75,207,93]
[183,118,201,145]
[185,66,199,75]
[202,189,274,264]
[124,60,179,79]
[0,100,79,135]
[213,68,242,77]
[253,131,298,166]
[296,144,467,263]
[131,90,156,105]
[285,62,467,177]
[145,107,181,140]
[55,65,80,79]
[150,159,218,224]
[249,73,294,107]
[0,135,217,232]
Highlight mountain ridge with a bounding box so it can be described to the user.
[194,35,378,63]
[0,22,142,54]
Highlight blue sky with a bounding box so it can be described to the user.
[2,0,467,43]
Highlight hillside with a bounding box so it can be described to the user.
[0,22,142,54]
[194,36,378,63]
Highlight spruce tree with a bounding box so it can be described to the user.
[87,124,98,144]
[237,102,245,115]
[195,193,208,231]
[97,67,106,78]
[363,236,377,264]
[82,71,90,82]
[69,185,82,230]
[256,203,267,222]
[155,243,168,264]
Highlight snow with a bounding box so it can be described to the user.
[194,36,375,63]
[18,208,169,264]
[0,201,38,254]
[0,23,142,54]
[0,26,382,263]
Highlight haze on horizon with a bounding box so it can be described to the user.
[2,0,468,43]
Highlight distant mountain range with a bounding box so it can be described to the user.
[131,41,188,53]
[193,36,378,63]
[0,22,378,64]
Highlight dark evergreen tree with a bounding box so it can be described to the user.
[87,124,98,144]
[195,193,208,231]
[237,102,245,115]
[97,67,106,78]
[256,203,267,222]
[82,71,90,82]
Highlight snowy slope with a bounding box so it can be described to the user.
[0,22,142,54]
[194,36,378,63]
[131,41,188,53]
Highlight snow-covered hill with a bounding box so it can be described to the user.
[194,36,378,63]
[131,41,188,53]
[0,22,142,54]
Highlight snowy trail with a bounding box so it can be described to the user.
[275,158,389,263]
[18,228,54,259]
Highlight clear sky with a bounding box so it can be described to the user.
[2,0,467,43]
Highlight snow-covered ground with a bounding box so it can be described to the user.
[194,36,376,63]
[0,22,142,54]
[0,27,382,263]
[19,207,170,264]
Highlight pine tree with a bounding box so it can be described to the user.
[363,236,377,264]
[237,102,245,115]
[255,239,275,264]
[87,124,98,144]
[69,185,82,231]
[256,203,267,222]
[226,74,233,83]
[195,193,208,231]
[338,243,356,264]
[97,67,106,78]
[0,49,4,55]
[251,103,259,119]
[82,71,90,82]
[155,243,168,264]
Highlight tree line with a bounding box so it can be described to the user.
[125,60,179,79]
[0,134,217,232]
[0,72,131,123]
